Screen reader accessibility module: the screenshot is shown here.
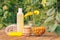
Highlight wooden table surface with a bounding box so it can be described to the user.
[0,30,60,40]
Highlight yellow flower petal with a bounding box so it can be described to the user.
[24,14,29,17]
[24,12,33,17]
[27,0,30,3]
[41,0,47,7]
[34,10,40,15]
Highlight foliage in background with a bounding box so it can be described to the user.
[0,0,17,29]
[0,0,60,35]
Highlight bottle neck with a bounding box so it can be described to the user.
[18,8,23,14]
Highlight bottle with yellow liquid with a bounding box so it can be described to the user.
[17,8,24,34]
[5,8,24,36]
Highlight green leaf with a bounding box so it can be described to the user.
[47,7,55,16]
[56,13,60,22]
[3,11,8,18]
[49,23,58,32]
[0,24,3,29]
[0,8,3,16]
[55,25,60,35]
[46,0,56,6]
[44,16,54,23]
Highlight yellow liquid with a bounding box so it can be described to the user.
[17,13,24,33]
[8,32,23,36]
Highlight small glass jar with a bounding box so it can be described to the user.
[23,25,31,36]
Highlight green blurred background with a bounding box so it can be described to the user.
[0,0,60,34]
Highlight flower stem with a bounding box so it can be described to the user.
[33,14,35,26]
